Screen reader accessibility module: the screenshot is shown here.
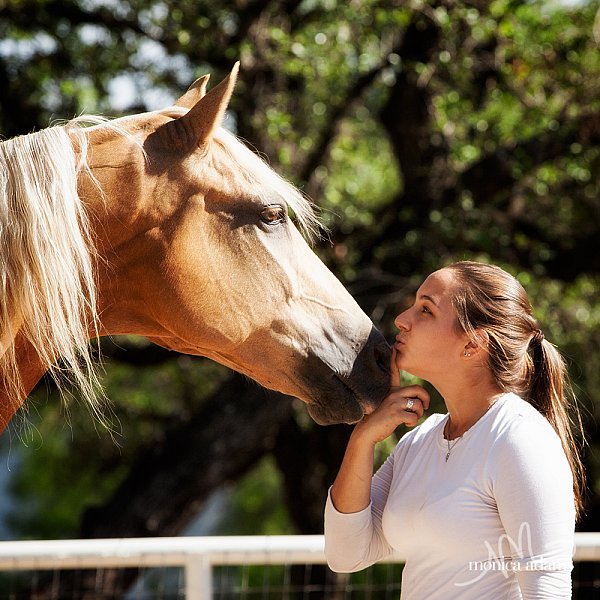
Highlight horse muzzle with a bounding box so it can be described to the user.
[301,326,391,425]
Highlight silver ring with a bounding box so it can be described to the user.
[406,398,415,411]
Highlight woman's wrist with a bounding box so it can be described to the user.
[348,423,379,453]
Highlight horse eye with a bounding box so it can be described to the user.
[260,205,285,225]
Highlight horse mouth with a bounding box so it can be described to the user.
[302,329,390,425]
[306,375,372,425]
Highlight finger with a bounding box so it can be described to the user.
[390,347,401,388]
[404,399,425,421]
[385,394,425,420]
[386,391,429,415]
[403,411,420,427]
[403,397,419,414]
[394,385,430,410]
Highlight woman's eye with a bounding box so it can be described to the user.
[421,305,431,314]
[260,205,286,225]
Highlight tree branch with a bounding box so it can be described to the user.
[459,112,600,206]
[300,52,398,187]
[0,0,147,37]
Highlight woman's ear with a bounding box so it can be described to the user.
[463,329,490,358]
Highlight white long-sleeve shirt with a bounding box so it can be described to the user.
[324,393,575,599]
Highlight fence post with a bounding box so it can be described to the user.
[185,555,212,600]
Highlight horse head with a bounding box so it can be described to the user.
[2,64,391,427]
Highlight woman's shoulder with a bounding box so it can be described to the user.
[493,393,555,432]
[486,394,573,497]
[489,393,564,458]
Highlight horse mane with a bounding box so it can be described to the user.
[213,128,322,241]
[0,120,102,418]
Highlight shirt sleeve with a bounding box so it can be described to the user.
[324,450,396,573]
[491,415,575,599]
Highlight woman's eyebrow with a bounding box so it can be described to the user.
[417,294,438,306]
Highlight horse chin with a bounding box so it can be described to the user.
[306,398,365,426]
[297,373,379,425]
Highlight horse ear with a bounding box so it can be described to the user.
[150,62,239,153]
[176,62,239,150]
[174,74,210,109]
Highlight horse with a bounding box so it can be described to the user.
[0,62,390,432]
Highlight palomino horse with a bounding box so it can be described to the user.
[0,63,390,432]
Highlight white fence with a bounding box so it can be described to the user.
[0,533,599,599]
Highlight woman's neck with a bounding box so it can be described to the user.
[439,378,504,440]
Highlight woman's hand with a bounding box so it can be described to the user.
[329,348,430,514]
[352,348,430,446]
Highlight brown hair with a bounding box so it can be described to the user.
[446,261,585,519]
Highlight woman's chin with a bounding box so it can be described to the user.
[399,364,427,382]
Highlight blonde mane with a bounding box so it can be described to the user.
[0,121,101,417]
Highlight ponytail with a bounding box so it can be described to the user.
[528,335,586,520]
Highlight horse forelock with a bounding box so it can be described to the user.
[0,123,103,420]
[212,128,323,242]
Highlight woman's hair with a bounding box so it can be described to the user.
[446,260,586,519]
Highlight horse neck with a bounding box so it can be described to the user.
[0,337,46,431]
[79,137,165,338]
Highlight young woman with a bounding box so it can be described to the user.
[324,261,584,599]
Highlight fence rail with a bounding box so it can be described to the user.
[0,533,598,599]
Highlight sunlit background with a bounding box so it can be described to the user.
[0,0,599,596]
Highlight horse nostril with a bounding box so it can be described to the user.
[374,342,391,375]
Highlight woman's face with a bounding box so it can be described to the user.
[393,268,469,382]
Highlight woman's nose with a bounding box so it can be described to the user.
[394,310,410,331]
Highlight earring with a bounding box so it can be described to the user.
[464,350,471,357]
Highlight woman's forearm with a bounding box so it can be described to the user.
[330,430,377,513]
